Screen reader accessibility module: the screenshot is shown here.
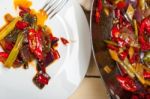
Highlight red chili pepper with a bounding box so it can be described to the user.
[107,44,119,51]
[28,29,43,60]
[34,71,50,85]
[19,6,30,17]
[129,55,135,64]
[119,50,128,60]
[0,52,22,65]
[0,52,9,62]
[143,71,150,79]
[95,9,101,23]
[139,36,150,51]
[140,17,150,35]
[37,74,49,85]
[60,37,69,45]
[116,75,137,92]
[95,0,102,23]
[117,38,126,47]
[0,40,14,52]
[19,6,30,13]
[111,26,120,39]
[115,9,124,24]
[51,48,60,60]
[115,9,121,19]
[5,42,14,51]
[16,21,29,30]
[116,1,127,9]
[138,17,150,51]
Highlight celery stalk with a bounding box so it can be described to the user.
[4,32,24,68]
[104,40,118,46]
[0,17,21,41]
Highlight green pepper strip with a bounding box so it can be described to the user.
[0,17,21,41]
[4,32,24,68]
[104,40,118,46]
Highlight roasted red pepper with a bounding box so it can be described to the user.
[0,52,9,63]
[117,38,127,47]
[119,50,128,60]
[115,9,124,24]
[111,26,120,39]
[140,17,150,35]
[19,6,30,13]
[107,44,119,52]
[16,21,29,30]
[28,29,43,60]
[129,53,139,64]
[139,36,150,51]
[139,17,150,51]
[19,6,30,17]
[33,71,50,89]
[143,71,150,79]
[36,73,49,85]
[116,1,127,9]
[95,0,102,23]
[60,37,69,45]
[116,75,137,92]
[51,48,60,60]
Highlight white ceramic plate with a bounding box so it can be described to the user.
[0,0,91,99]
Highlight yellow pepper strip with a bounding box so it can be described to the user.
[138,0,145,10]
[126,4,135,20]
[129,47,134,59]
[124,58,145,84]
[135,63,145,84]
[145,80,150,86]
[133,19,138,37]
[109,49,135,78]
[4,33,24,68]
[0,17,21,41]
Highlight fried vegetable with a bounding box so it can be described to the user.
[4,32,24,68]
[28,29,43,60]
[0,17,21,41]
[104,40,118,46]
[116,75,137,92]
[138,0,146,10]
[126,4,135,20]
[133,19,138,37]
[109,49,135,78]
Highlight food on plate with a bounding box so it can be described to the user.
[97,0,150,97]
[0,0,69,89]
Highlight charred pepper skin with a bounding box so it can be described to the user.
[33,71,50,89]
[116,75,137,92]
[28,29,43,60]
[139,17,150,51]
